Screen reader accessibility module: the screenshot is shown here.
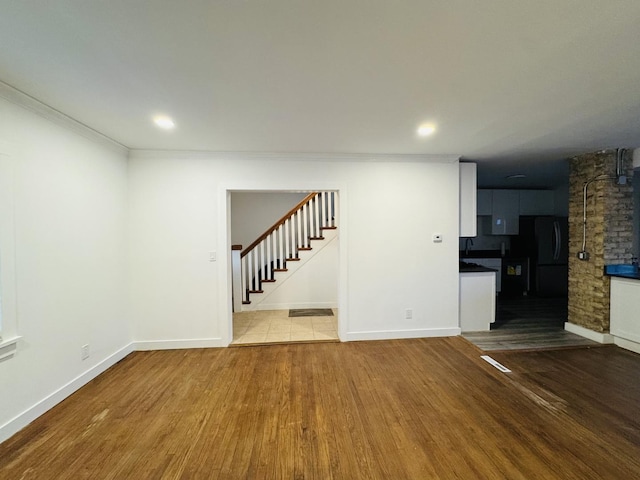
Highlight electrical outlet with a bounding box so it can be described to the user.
[577,251,590,261]
[405,309,413,320]
[81,344,90,360]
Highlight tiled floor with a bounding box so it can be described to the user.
[232,309,339,345]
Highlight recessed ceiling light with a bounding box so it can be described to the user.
[417,123,436,137]
[153,115,175,130]
[506,174,527,179]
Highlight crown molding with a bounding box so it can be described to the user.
[0,80,129,156]
[129,149,460,164]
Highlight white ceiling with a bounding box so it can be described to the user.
[2,1,640,187]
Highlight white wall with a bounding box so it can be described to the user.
[128,152,461,346]
[0,97,130,442]
[0,102,461,441]
[231,191,307,248]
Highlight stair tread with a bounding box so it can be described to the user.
[248,290,264,294]
[299,247,312,251]
[286,257,301,261]
[262,279,276,283]
[309,236,325,240]
[274,268,288,272]
[321,226,337,230]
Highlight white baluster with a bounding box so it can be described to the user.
[267,234,273,278]
[301,203,307,247]
[331,192,337,227]
[253,249,259,290]
[259,241,265,286]
[323,191,328,227]
[285,217,291,260]
[314,194,319,237]
[247,251,253,292]
[331,192,336,227]
[305,202,311,245]
[274,225,280,269]
[293,212,299,257]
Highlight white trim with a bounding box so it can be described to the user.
[133,338,228,351]
[0,336,20,362]
[336,189,348,342]
[221,183,348,346]
[564,322,615,344]
[0,343,135,444]
[0,81,128,156]
[0,148,19,343]
[221,188,234,345]
[129,149,460,164]
[613,337,640,355]
[344,327,461,342]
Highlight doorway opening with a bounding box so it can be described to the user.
[228,190,340,346]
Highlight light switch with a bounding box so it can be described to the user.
[209,251,217,262]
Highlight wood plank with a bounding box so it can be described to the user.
[1,338,640,478]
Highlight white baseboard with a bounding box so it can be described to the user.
[345,327,461,342]
[564,322,615,344]
[133,338,227,350]
[613,337,640,355]
[0,343,135,444]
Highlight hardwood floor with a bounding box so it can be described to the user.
[1,338,639,479]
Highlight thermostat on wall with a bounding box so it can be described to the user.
[433,233,443,243]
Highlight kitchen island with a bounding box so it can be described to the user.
[459,262,497,332]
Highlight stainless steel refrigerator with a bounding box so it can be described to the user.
[512,216,569,297]
[534,217,569,297]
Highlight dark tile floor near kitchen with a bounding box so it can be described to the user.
[463,295,599,351]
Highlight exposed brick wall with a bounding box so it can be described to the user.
[568,150,634,332]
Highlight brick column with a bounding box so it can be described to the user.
[568,150,634,332]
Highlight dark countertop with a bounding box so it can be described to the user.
[607,272,640,280]
[459,261,499,273]
[459,250,503,259]
[604,264,640,281]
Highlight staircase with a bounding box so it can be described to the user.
[231,191,337,311]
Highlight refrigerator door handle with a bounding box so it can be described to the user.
[553,220,561,261]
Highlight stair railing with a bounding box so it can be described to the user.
[232,191,336,309]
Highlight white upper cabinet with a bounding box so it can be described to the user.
[491,190,519,235]
[476,188,556,235]
[519,190,555,215]
[477,189,493,216]
[459,163,477,237]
